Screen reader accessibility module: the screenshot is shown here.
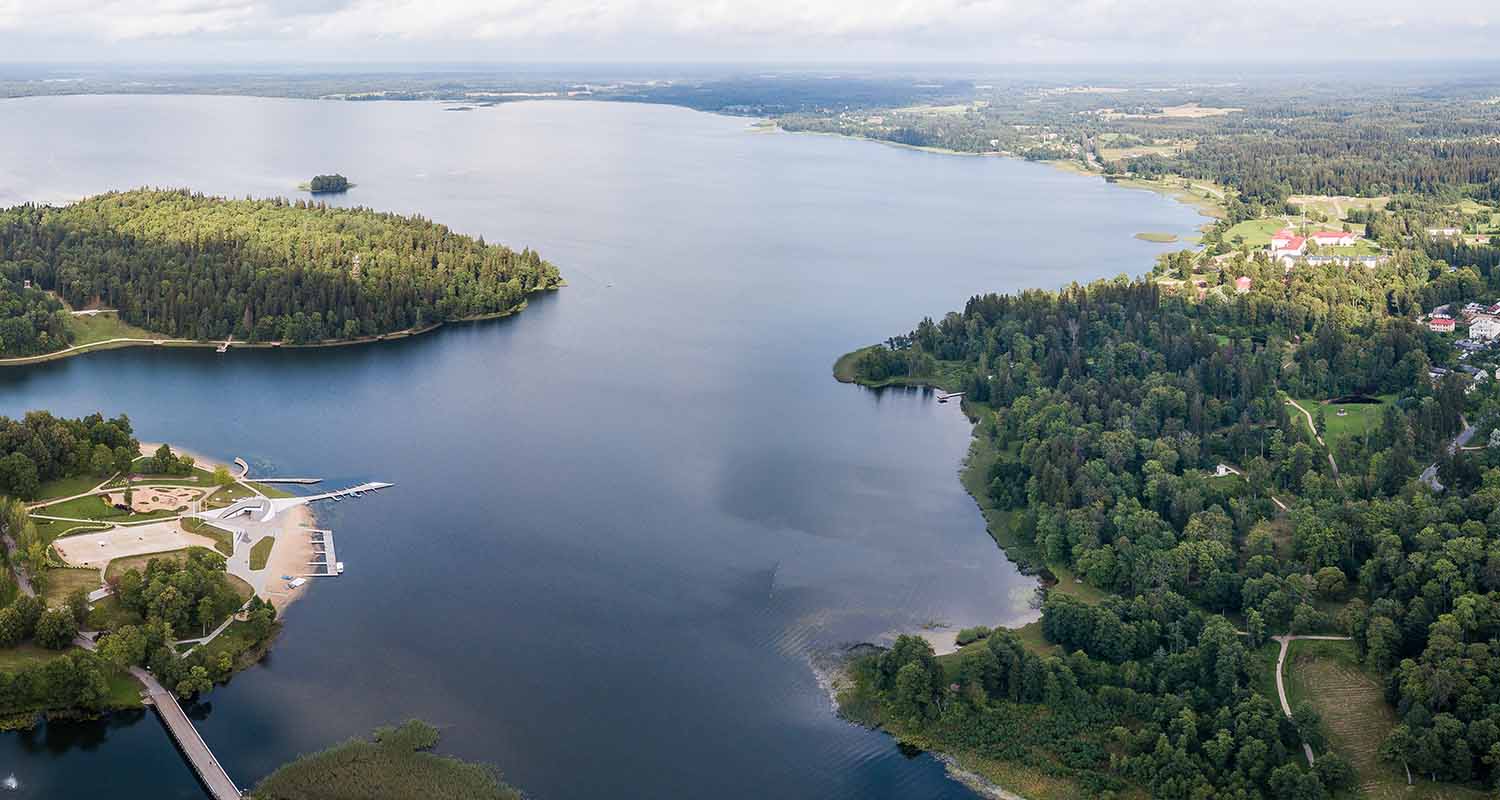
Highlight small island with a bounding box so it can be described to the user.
[300,173,351,193]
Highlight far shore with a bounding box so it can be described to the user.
[0,286,562,368]
[766,122,1227,226]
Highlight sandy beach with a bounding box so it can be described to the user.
[260,504,317,613]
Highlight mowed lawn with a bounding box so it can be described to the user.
[1225,218,1289,247]
[1283,639,1489,800]
[1294,395,1392,449]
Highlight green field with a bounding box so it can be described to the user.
[250,537,274,570]
[33,473,106,503]
[1283,639,1487,800]
[1224,218,1290,246]
[64,311,163,347]
[39,567,101,607]
[1295,395,1392,448]
[33,493,182,523]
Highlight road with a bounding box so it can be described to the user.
[1421,418,1477,491]
[1273,634,1353,766]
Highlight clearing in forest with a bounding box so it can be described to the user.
[1283,640,1487,800]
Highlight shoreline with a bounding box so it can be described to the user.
[828,350,1068,800]
[764,122,1228,226]
[0,285,561,368]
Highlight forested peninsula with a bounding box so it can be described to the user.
[0,189,560,359]
[836,254,1500,798]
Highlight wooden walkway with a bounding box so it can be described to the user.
[132,666,242,799]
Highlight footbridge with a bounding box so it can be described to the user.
[134,666,241,799]
[72,635,241,799]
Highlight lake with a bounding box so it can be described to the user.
[0,96,1203,798]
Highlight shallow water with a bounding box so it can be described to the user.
[0,96,1202,798]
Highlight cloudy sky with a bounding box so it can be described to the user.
[0,0,1496,63]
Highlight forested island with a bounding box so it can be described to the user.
[0,188,560,359]
[303,173,350,193]
[836,231,1500,796]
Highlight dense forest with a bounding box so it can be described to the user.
[842,254,1500,795]
[0,189,561,355]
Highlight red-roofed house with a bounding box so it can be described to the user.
[1269,229,1297,249]
[1310,230,1358,246]
[1234,276,1252,294]
[1271,236,1306,261]
[1430,317,1456,333]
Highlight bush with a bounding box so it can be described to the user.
[956,626,993,646]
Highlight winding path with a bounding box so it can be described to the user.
[1284,399,1341,480]
[1273,634,1353,766]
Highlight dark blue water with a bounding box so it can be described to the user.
[0,96,1203,798]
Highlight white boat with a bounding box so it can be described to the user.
[286,577,307,589]
[335,561,345,574]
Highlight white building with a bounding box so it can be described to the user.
[1471,314,1500,340]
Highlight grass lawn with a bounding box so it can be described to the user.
[0,644,71,672]
[249,537,274,571]
[39,567,101,607]
[30,518,110,547]
[205,482,258,508]
[103,667,143,709]
[64,311,163,347]
[1295,395,1393,449]
[106,465,215,489]
[1282,639,1488,800]
[1288,194,1389,221]
[33,493,181,523]
[33,473,107,502]
[1224,218,1289,247]
[181,518,234,556]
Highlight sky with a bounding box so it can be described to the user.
[0,0,1496,64]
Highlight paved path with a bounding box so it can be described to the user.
[1421,417,1476,492]
[1273,634,1353,766]
[1285,399,1341,480]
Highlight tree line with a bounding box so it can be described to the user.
[0,189,561,355]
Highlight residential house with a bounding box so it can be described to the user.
[1429,317,1456,333]
[1235,276,1252,294]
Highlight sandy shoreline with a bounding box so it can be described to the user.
[260,504,316,613]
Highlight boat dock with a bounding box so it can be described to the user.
[250,477,322,484]
[306,528,339,576]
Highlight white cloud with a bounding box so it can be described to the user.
[0,0,1494,60]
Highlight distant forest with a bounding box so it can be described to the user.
[0,189,560,355]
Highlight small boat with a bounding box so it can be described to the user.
[335,561,345,574]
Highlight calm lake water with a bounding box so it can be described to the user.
[0,96,1202,798]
